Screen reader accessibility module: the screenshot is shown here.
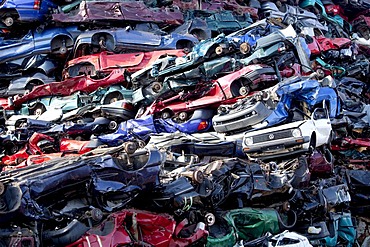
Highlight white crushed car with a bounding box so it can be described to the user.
[242,107,332,160]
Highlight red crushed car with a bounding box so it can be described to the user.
[67,209,208,247]
[307,36,351,56]
[8,69,127,109]
[1,133,91,168]
[63,50,185,79]
[140,64,278,118]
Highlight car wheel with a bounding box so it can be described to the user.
[192,170,204,184]
[104,92,123,105]
[204,213,216,226]
[240,42,251,54]
[215,46,223,55]
[58,39,67,54]
[161,110,172,119]
[124,141,137,154]
[151,82,163,93]
[99,37,106,49]
[34,106,45,116]
[3,16,14,27]
[137,140,146,148]
[239,85,250,96]
[89,208,103,222]
[108,121,118,130]
[178,111,188,121]
[25,81,41,95]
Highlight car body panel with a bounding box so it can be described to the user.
[213,97,273,133]
[307,36,351,56]
[53,0,184,26]
[261,2,327,31]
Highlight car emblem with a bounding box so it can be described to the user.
[268,134,274,140]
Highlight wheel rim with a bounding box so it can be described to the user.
[4,17,14,27]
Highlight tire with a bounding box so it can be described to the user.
[178,112,188,121]
[25,81,41,95]
[103,92,123,105]
[30,104,46,116]
[124,142,137,154]
[42,220,90,246]
[239,85,250,96]
[3,16,14,27]
[108,121,118,130]
[161,110,172,119]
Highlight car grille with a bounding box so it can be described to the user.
[214,111,254,125]
[253,129,293,144]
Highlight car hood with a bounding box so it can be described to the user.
[244,120,307,137]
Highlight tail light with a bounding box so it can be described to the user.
[278,46,286,52]
[325,5,339,15]
[34,0,41,10]
[121,102,134,110]
[197,121,208,131]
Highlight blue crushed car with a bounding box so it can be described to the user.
[0,0,57,28]
[72,28,198,58]
[0,26,81,64]
[97,109,214,146]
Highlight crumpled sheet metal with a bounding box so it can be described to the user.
[67,209,208,247]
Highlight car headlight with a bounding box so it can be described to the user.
[292,128,301,138]
[244,137,253,145]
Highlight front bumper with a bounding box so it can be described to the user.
[243,136,310,159]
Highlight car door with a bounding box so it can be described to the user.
[0,31,35,63]
[312,107,332,145]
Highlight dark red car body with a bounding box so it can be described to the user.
[172,0,258,19]
[308,149,334,176]
[53,1,184,26]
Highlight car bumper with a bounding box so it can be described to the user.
[213,101,271,133]
[243,136,310,158]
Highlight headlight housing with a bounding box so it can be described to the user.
[244,137,253,145]
[292,128,301,138]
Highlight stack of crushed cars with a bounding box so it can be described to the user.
[1,0,370,246]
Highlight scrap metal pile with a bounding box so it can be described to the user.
[1,0,370,246]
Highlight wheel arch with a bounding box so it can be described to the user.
[51,34,74,54]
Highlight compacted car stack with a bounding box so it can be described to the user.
[0,0,369,246]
